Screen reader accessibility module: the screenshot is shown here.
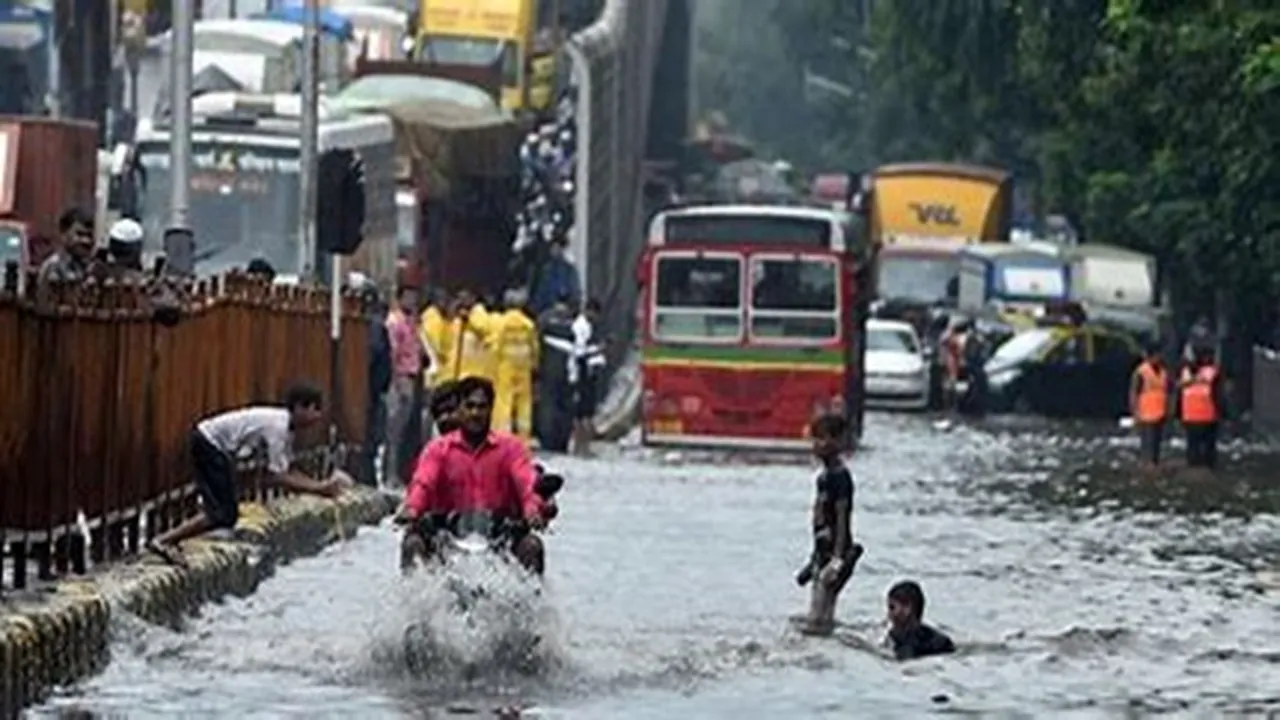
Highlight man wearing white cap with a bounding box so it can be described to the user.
[102,217,146,280]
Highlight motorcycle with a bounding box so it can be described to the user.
[401,470,563,676]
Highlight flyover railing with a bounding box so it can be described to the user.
[0,268,369,593]
[569,0,670,365]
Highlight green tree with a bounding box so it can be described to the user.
[775,0,1280,344]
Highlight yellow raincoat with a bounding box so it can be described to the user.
[448,303,496,383]
[489,308,539,438]
[419,305,452,387]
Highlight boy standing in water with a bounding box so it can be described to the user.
[800,413,863,635]
[886,580,956,660]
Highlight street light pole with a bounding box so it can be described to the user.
[297,0,320,281]
[165,0,196,273]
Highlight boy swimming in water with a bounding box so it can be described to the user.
[799,413,864,635]
[886,580,955,660]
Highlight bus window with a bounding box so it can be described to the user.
[749,256,839,342]
[652,254,742,341]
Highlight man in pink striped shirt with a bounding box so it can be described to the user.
[399,376,548,575]
[385,286,424,486]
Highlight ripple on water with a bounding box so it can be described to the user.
[31,412,1280,718]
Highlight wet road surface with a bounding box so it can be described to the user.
[34,413,1280,717]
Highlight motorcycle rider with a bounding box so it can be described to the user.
[397,376,549,575]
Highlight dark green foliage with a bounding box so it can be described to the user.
[702,0,1280,339]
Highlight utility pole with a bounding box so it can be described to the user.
[165,0,196,273]
[45,4,61,116]
[297,0,320,281]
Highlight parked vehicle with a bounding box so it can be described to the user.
[414,0,556,115]
[637,203,870,451]
[864,319,930,410]
[984,324,1143,417]
[334,60,521,298]
[0,116,100,280]
[134,92,398,286]
[0,2,52,116]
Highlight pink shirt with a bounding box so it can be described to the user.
[405,430,542,520]
[385,309,421,378]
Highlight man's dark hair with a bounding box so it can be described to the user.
[58,206,94,233]
[888,580,926,619]
[282,383,323,411]
[246,258,276,281]
[585,297,602,314]
[429,380,462,418]
[811,412,848,440]
[456,375,496,404]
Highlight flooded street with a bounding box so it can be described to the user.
[35,413,1280,718]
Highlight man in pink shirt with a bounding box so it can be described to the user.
[398,376,549,575]
[385,286,424,486]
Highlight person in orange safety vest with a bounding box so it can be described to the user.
[1128,345,1169,467]
[1178,347,1225,469]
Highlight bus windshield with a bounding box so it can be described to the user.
[418,35,520,87]
[651,254,742,341]
[749,256,839,342]
[877,253,960,305]
[136,140,300,276]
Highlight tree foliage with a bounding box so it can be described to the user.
[766,0,1280,337]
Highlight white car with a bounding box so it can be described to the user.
[864,319,930,410]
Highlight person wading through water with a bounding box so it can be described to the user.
[1129,344,1169,469]
[798,413,863,636]
[147,384,347,567]
[395,377,551,575]
[885,580,955,661]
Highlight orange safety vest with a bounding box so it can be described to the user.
[1133,362,1168,423]
[1180,365,1219,424]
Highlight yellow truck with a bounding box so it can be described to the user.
[866,162,1013,307]
[415,0,556,114]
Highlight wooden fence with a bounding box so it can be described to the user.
[0,267,370,592]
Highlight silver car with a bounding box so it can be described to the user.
[864,319,930,410]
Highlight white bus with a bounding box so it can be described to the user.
[134,92,397,289]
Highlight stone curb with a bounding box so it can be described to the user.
[0,487,396,718]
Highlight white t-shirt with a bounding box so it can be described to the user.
[197,407,294,475]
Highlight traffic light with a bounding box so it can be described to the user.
[316,148,367,256]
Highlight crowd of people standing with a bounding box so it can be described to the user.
[365,284,604,489]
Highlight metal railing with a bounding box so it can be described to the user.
[568,0,670,366]
[0,268,370,593]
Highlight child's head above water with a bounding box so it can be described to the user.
[810,412,848,462]
[887,580,926,630]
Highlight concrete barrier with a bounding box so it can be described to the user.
[0,487,395,717]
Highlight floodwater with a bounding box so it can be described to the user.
[33,413,1280,718]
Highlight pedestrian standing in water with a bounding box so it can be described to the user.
[885,580,955,661]
[1129,344,1169,469]
[1178,346,1226,469]
[799,413,863,636]
[570,297,606,456]
[361,285,392,487]
[385,285,424,487]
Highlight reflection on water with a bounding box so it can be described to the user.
[33,413,1280,718]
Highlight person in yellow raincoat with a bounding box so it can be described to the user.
[419,290,453,388]
[489,289,540,439]
[448,290,496,383]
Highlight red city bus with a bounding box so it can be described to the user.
[636,204,869,452]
